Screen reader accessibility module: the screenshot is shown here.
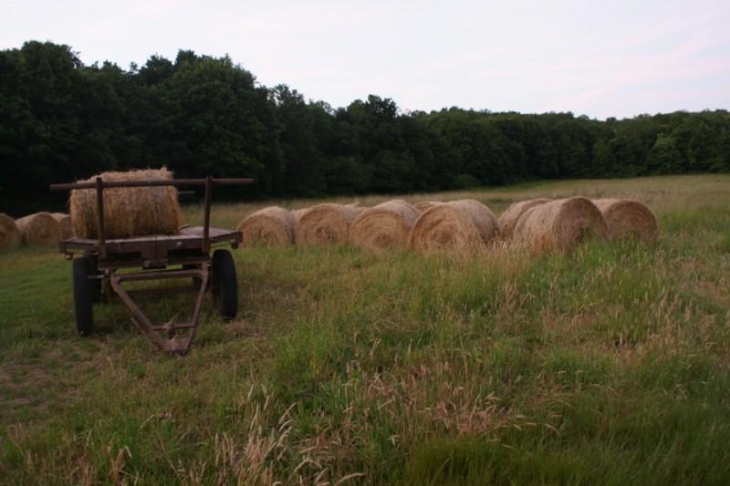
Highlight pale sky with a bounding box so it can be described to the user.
[2,0,729,119]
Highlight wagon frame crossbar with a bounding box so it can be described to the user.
[109,266,210,354]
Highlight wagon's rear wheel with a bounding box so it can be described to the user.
[211,249,238,320]
[72,256,94,336]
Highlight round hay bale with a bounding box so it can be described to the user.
[514,197,608,252]
[0,213,21,250]
[413,201,441,214]
[295,203,361,247]
[498,198,552,238]
[238,206,295,247]
[349,200,419,251]
[51,212,74,239]
[592,199,658,245]
[69,167,182,239]
[409,199,498,252]
[15,212,61,246]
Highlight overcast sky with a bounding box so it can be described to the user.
[2,0,729,119]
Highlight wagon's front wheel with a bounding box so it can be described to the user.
[72,257,94,336]
[211,249,238,320]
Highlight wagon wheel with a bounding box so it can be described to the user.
[72,256,95,335]
[211,249,238,320]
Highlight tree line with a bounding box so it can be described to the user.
[2,41,729,215]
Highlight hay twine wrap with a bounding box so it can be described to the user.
[0,213,21,250]
[514,196,608,252]
[295,203,361,247]
[69,167,182,239]
[498,198,552,238]
[593,199,658,245]
[238,206,296,247]
[51,213,74,239]
[15,212,61,246]
[349,200,419,251]
[409,199,498,252]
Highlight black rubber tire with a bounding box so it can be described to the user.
[83,251,102,303]
[72,257,94,336]
[211,249,238,320]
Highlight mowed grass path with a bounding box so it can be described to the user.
[1,174,730,484]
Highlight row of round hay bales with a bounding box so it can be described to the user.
[237,204,364,248]
[236,199,500,252]
[499,197,658,251]
[0,211,76,251]
[0,212,73,250]
[236,196,657,254]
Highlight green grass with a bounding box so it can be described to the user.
[1,174,730,484]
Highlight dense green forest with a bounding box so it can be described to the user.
[2,41,729,215]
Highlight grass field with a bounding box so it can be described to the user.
[1,174,730,484]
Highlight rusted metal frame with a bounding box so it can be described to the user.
[124,284,200,296]
[183,266,209,350]
[95,177,107,259]
[97,257,208,271]
[111,267,204,282]
[58,227,241,254]
[109,267,210,354]
[203,176,212,254]
[61,238,204,258]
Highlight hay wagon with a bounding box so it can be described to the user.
[50,176,253,354]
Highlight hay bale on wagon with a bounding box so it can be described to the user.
[593,199,658,245]
[295,203,361,247]
[498,198,552,238]
[15,212,61,246]
[237,206,296,247]
[409,199,498,252]
[69,167,182,239]
[0,213,21,250]
[349,200,419,251]
[51,213,74,239]
[514,197,607,252]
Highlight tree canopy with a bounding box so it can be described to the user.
[2,41,729,215]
